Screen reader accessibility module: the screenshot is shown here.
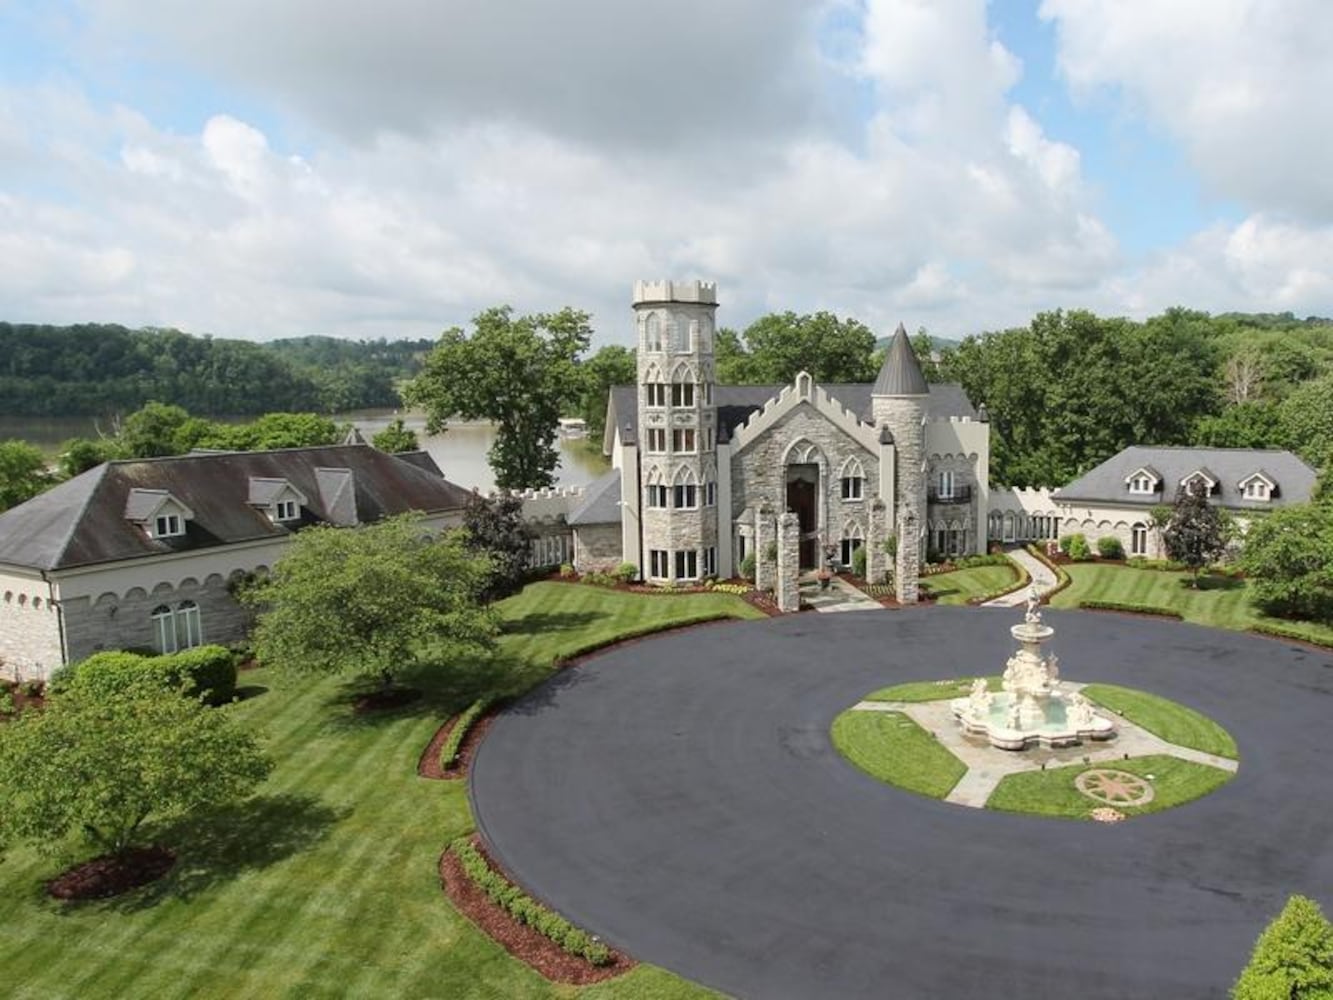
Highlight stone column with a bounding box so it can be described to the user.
[895,504,921,604]
[777,511,801,613]
[867,498,887,583]
[755,501,777,593]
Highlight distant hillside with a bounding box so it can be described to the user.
[0,323,434,417]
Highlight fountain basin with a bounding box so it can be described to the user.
[951,691,1115,750]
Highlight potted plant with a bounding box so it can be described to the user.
[816,565,833,591]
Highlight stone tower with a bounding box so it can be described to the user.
[633,280,720,582]
[872,323,930,603]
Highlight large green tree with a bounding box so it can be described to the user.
[0,439,55,511]
[1279,376,1333,472]
[371,418,420,454]
[1233,895,1333,999]
[405,306,592,490]
[0,677,271,857]
[243,514,498,692]
[721,311,879,385]
[574,344,635,442]
[1240,502,1333,624]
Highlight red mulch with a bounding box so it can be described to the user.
[0,681,46,721]
[417,710,499,780]
[353,687,423,714]
[47,845,175,900]
[440,836,632,985]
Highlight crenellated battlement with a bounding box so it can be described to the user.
[496,486,586,501]
[729,373,879,453]
[632,279,718,306]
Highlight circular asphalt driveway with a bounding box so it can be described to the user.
[470,607,1333,999]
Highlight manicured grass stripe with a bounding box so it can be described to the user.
[831,709,966,798]
[986,754,1234,819]
[1081,684,1238,759]
[865,676,1002,703]
[924,565,1016,606]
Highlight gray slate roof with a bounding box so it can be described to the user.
[0,445,474,571]
[567,468,623,525]
[872,323,930,396]
[1057,446,1317,509]
[608,381,976,448]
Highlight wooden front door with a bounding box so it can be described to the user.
[786,473,818,569]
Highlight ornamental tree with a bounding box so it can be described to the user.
[0,677,271,857]
[1240,502,1333,624]
[243,513,498,692]
[1233,895,1333,999]
[462,492,530,601]
[1163,482,1230,586]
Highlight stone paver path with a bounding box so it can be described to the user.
[801,575,882,613]
[983,546,1058,606]
[854,685,1238,807]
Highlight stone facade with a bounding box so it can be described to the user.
[0,570,63,681]
[573,524,624,573]
[777,512,801,613]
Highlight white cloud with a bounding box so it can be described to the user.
[1040,0,1333,220]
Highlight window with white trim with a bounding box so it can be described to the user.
[938,471,955,499]
[702,546,717,577]
[841,474,863,500]
[671,428,696,453]
[670,380,695,407]
[1242,480,1270,500]
[649,549,669,579]
[703,382,712,404]
[1129,474,1156,495]
[672,316,693,353]
[152,600,202,654]
[839,537,863,566]
[704,480,716,506]
[154,513,183,538]
[673,483,698,509]
[704,427,714,451]
[674,549,698,580]
[645,428,667,453]
[646,383,667,407]
[646,483,669,508]
[1131,523,1148,556]
[275,500,299,522]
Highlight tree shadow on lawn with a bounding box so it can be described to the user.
[499,609,605,636]
[72,793,344,915]
[503,662,603,717]
[1179,574,1245,592]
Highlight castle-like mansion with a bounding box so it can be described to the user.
[565,280,991,602]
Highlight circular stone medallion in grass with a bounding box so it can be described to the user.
[834,679,1238,820]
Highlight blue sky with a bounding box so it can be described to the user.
[0,0,1328,342]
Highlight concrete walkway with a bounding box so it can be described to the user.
[854,687,1239,808]
[983,546,1058,606]
[801,574,882,613]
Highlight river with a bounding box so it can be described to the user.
[0,410,609,494]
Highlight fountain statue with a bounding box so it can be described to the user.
[951,587,1115,750]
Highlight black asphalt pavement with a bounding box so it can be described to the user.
[470,607,1333,999]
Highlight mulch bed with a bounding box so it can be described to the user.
[1079,605,1183,621]
[353,687,423,714]
[417,710,499,780]
[0,681,47,720]
[47,845,176,900]
[439,836,632,985]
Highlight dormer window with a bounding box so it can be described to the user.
[1124,466,1160,496]
[1181,470,1217,496]
[249,477,309,525]
[1238,472,1276,502]
[154,514,183,538]
[275,499,299,522]
[1243,481,1269,500]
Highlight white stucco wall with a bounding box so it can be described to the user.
[0,567,64,680]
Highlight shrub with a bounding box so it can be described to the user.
[1096,536,1124,560]
[17,679,43,698]
[851,545,867,578]
[740,552,756,581]
[883,534,898,559]
[763,541,778,563]
[613,562,638,583]
[1250,621,1333,650]
[1079,600,1182,619]
[581,571,618,588]
[1065,534,1091,561]
[558,563,576,578]
[1233,895,1333,999]
[956,553,1012,569]
[450,837,612,966]
[70,645,237,705]
[45,661,77,695]
[0,690,14,715]
[439,698,489,770]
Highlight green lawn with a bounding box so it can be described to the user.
[0,582,756,1000]
[1081,683,1239,759]
[864,675,1002,703]
[924,564,1018,605]
[831,709,967,798]
[986,754,1234,819]
[1050,563,1333,644]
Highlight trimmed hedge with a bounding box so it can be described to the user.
[1078,600,1183,620]
[1026,544,1072,603]
[551,612,737,666]
[70,646,238,705]
[450,837,612,966]
[439,699,489,770]
[968,555,1031,605]
[1096,536,1124,560]
[1249,621,1333,650]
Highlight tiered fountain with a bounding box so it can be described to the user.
[951,588,1115,750]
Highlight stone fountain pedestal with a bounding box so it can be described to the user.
[951,590,1115,750]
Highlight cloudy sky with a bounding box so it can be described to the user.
[2,0,1331,345]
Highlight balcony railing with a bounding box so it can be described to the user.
[928,485,972,504]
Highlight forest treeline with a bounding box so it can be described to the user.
[0,324,434,416]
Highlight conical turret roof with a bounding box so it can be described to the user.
[872,323,929,396]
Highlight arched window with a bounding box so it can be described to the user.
[672,315,693,353]
[645,313,663,352]
[152,601,203,654]
[644,466,668,509]
[1131,522,1149,557]
[839,521,865,566]
[702,459,717,507]
[644,363,667,407]
[698,316,713,351]
[670,364,695,407]
[840,457,865,501]
[672,466,699,510]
